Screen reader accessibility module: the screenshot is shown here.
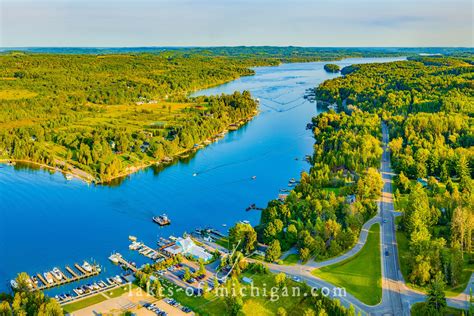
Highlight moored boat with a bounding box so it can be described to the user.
[43,272,54,284]
[82,261,93,273]
[52,267,63,280]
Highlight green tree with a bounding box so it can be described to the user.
[0,301,12,316]
[425,273,447,314]
[265,240,281,262]
[275,272,286,288]
[300,247,311,263]
[183,267,191,282]
[228,223,257,254]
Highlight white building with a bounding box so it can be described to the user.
[163,237,213,262]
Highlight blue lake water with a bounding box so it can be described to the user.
[0,57,404,295]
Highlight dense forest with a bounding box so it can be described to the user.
[315,56,473,293]
[0,53,261,182]
[258,110,383,262]
[324,64,340,73]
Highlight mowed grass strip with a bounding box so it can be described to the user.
[62,293,107,313]
[312,224,382,305]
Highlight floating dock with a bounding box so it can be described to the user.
[24,262,101,291]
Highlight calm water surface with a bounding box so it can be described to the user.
[0,57,404,294]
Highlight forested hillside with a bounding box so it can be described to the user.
[0,54,261,182]
[315,56,473,294]
[258,110,384,261]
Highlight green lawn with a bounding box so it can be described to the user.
[282,254,299,265]
[312,224,382,305]
[62,284,136,313]
[215,237,230,249]
[62,293,107,313]
[161,271,332,315]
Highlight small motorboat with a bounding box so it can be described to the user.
[251,175,257,180]
[10,280,18,289]
[52,267,63,280]
[193,173,198,177]
[128,235,137,242]
[82,261,93,273]
[43,272,54,284]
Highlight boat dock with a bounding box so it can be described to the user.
[31,263,100,291]
[109,253,137,272]
[131,241,164,260]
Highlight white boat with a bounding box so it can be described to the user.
[82,261,93,273]
[109,253,120,264]
[10,280,18,289]
[129,241,141,250]
[114,275,123,284]
[52,267,63,280]
[43,272,54,284]
[128,235,137,241]
[241,220,250,225]
[65,174,73,180]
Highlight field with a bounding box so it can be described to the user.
[312,224,382,305]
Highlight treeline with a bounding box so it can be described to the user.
[315,57,473,115]
[316,56,473,293]
[0,273,62,315]
[0,53,259,182]
[258,110,383,262]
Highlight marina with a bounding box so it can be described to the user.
[0,57,406,294]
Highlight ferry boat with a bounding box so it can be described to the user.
[82,261,93,273]
[153,214,171,226]
[52,267,63,280]
[43,272,54,284]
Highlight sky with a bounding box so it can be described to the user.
[1,0,472,47]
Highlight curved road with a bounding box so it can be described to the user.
[250,122,472,315]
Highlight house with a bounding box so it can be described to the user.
[345,194,356,204]
[417,178,428,187]
[242,277,253,285]
[163,237,213,262]
[140,141,150,152]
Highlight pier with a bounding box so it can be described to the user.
[29,263,100,291]
[109,253,137,272]
[131,240,165,260]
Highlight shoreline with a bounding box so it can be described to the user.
[0,111,258,185]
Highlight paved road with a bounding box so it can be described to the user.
[250,122,472,315]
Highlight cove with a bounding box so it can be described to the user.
[0,57,405,294]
